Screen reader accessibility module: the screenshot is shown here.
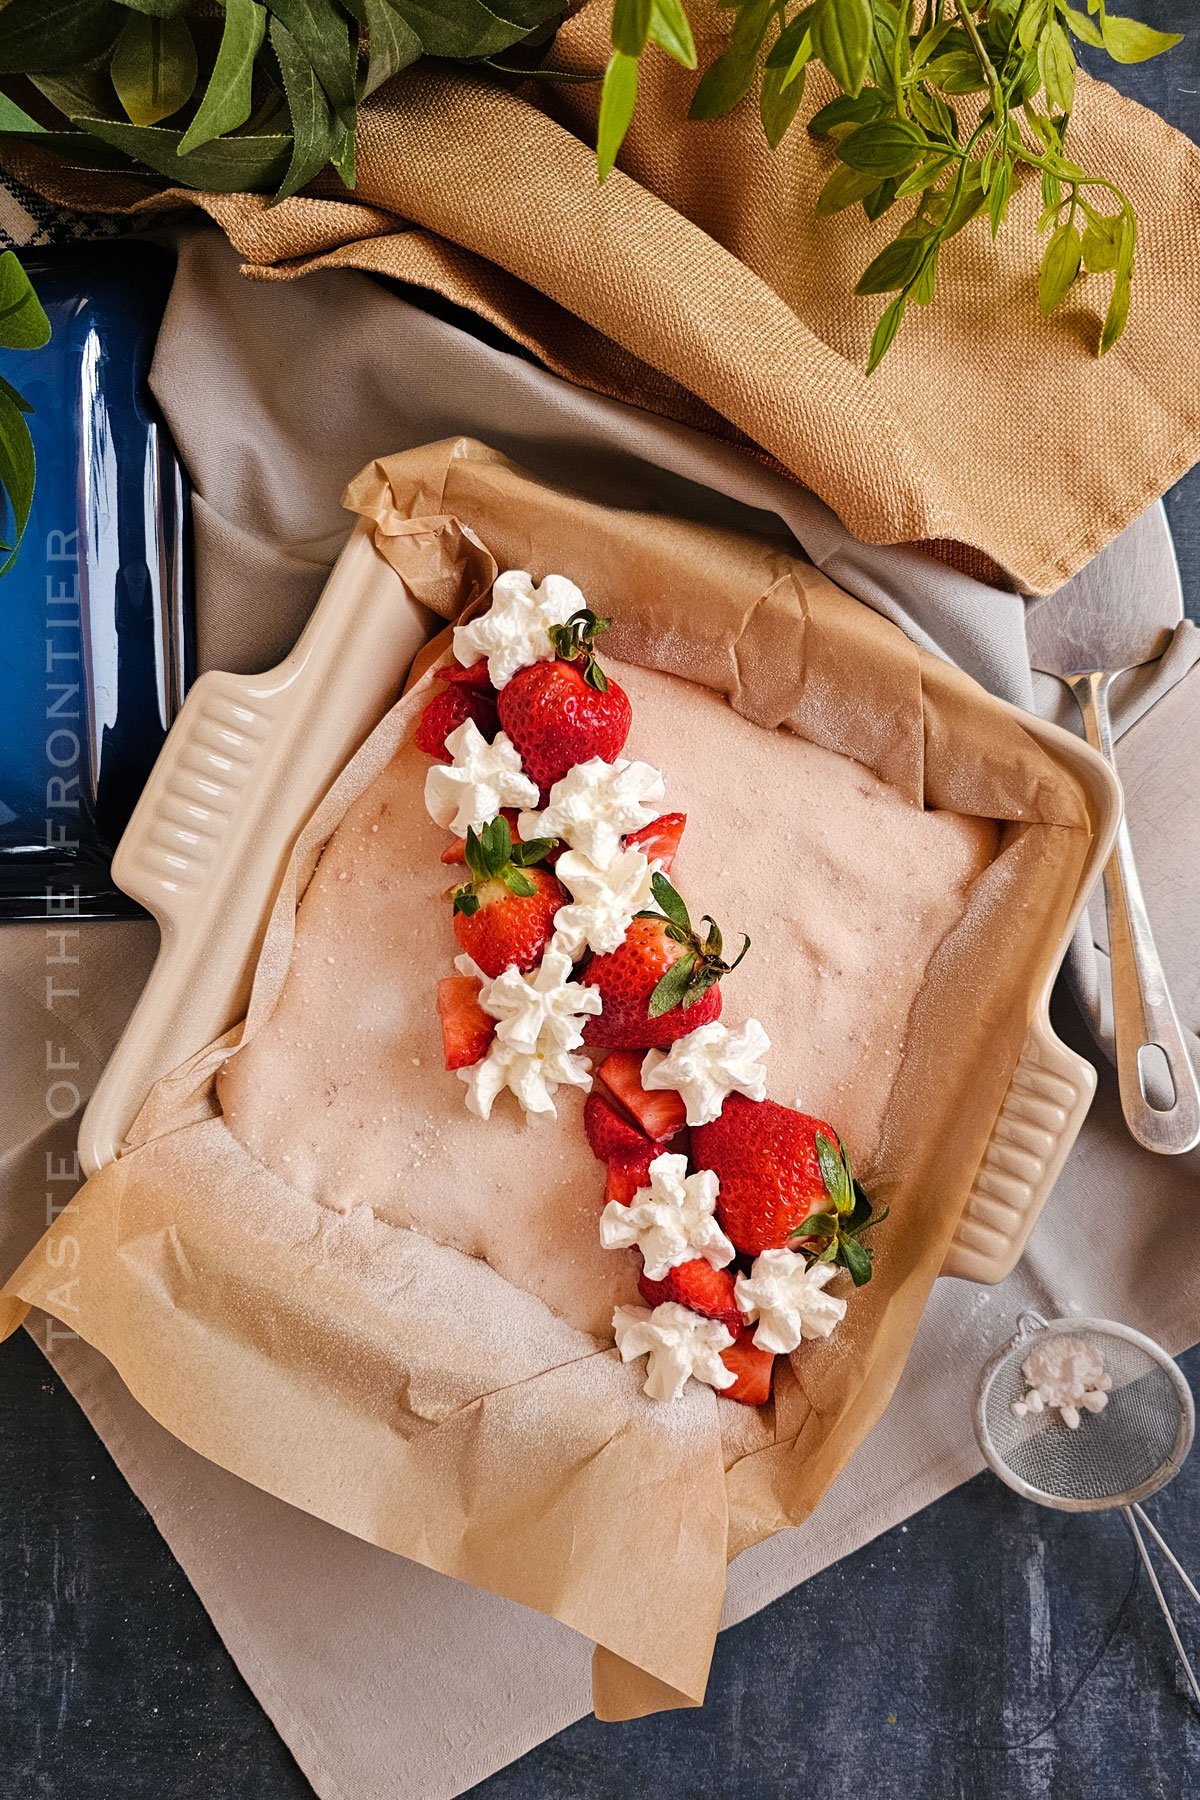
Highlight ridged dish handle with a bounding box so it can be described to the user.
[77,525,434,1175]
[940,993,1097,1283]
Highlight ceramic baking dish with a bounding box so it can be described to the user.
[78,520,1121,1283]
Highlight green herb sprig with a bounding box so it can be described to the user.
[0,0,1180,380]
[602,0,1181,367]
[0,253,49,575]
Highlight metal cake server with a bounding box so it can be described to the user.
[1027,505,1200,1155]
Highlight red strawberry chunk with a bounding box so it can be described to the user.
[637,1259,742,1331]
[436,976,494,1070]
[581,917,724,1051]
[596,1049,687,1142]
[625,812,686,873]
[691,1093,837,1256]
[439,658,493,691]
[583,1092,651,1163]
[497,658,631,793]
[719,1333,775,1407]
[604,1148,656,1207]
[415,683,498,761]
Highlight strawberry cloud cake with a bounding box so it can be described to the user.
[218,567,999,1423]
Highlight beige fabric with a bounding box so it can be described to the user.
[4,0,1200,593]
[0,236,1198,1795]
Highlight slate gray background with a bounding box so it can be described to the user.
[2,6,1198,1794]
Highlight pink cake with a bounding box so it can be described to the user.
[217,576,998,1433]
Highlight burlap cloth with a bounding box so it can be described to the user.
[4,0,1200,594]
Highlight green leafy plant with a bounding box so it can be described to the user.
[0,252,49,573]
[605,0,1181,366]
[0,0,568,197]
[0,0,1181,376]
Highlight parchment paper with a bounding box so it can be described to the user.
[0,438,1093,1717]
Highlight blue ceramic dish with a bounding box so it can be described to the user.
[0,244,192,921]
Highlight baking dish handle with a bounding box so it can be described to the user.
[940,991,1097,1283]
[77,524,435,1175]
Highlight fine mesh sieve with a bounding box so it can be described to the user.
[975,1311,1200,1709]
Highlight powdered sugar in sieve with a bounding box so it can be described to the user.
[975,1310,1200,1709]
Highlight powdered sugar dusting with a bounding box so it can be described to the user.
[217,658,998,1406]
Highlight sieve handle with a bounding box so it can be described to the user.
[1124,1505,1200,1711]
[1069,672,1200,1156]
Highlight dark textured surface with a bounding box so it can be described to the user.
[0,1329,312,1800]
[3,1324,1200,1800]
[3,13,1200,1795]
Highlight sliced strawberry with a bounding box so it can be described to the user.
[637,1259,742,1331]
[604,1147,656,1207]
[441,809,520,865]
[719,1333,775,1407]
[415,684,498,761]
[595,1049,687,1142]
[583,1092,650,1163]
[440,658,493,691]
[436,976,493,1070]
[625,812,686,873]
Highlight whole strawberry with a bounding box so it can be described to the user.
[582,873,748,1049]
[416,661,499,761]
[691,1095,885,1281]
[451,816,564,978]
[497,609,631,791]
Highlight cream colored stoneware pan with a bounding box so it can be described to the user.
[79,520,1121,1284]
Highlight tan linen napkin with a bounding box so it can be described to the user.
[1,236,1197,1795]
[4,0,1200,594]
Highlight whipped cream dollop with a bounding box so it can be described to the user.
[598,1151,735,1281]
[457,944,601,1120]
[642,1018,770,1128]
[461,1039,594,1123]
[519,757,666,871]
[613,1301,736,1403]
[452,569,584,690]
[551,846,655,959]
[734,1249,847,1355]
[1012,1337,1112,1429]
[424,720,539,838]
